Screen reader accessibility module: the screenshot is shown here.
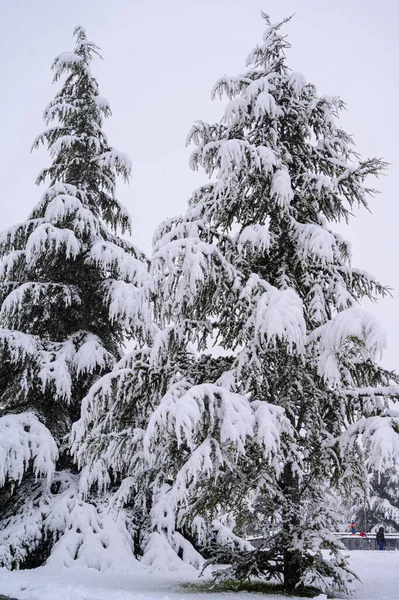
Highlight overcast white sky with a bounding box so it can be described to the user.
[1,0,398,369]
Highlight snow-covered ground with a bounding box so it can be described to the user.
[0,551,396,600]
[0,551,399,600]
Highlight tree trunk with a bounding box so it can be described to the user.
[283,548,302,593]
[281,464,302,593]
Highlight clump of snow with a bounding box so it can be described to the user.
[98,150,132,176]
[237,222,271,254]
[212,519,254,551]
[25,222,80,264]
[240,274,306,352]
[52,51,83,80]
[88,241,149,284]
[308,307,387,384]
[141,532,199,573]
[271,168,293,206]
[48,490,139,573]
[340,415,399,473]
[0,412,58,486]
[37,332,115,403]
[294,222,337,264]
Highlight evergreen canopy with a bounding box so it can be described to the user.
[76,14,399,595]
[1,14,398,597]
[0,26,152,569]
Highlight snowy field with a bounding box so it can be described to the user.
[0,551,397,600]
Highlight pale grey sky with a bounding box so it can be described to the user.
[1,0,398,369]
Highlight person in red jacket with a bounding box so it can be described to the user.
[350,522,357,535]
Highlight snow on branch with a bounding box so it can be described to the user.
[72,348,154,473]
[245,15,291,70]
[43,193,81,221]
[87,241,150,284]
[222,140,277,177]
[339,415,399,473]
[29,184,103,240]
[0,412,58,487]
[222,74,283,124]
[271,168,294,206]
[25,223,81,264]
[172,439,225,507]
[211,74,253,101]
[74,333,115,375]
[79,461,111,498]
[0,328,38,363]
[153,226,238,322]
[94,95,111,112]
[38,343,74,402]
[34,182,81,210]
[38,332,115,403]
[0,250,25,281]
[144,379,287,520]
[73,369,128,441]
[253,400,291,471]
[141,531,201,573]
[308,307,387,384]
[212,519,254,551]
[52,52,83,78]
[0,329,114,406]
[48,135,79,158]
[97,150,132,179]
[294,222,338,264]
[344,386,399,399]
[43,99,78,124]
[144,485,205,571]
[0,282,81,326]
[330,280,356,312]
[193,137,277,182]
[0,471,139,572]
[0,219,44,257]
[240,274,306,352]
[101,279,152,335]
[145,382,255,455]
[236,222,271,255]
[288,71,307,94]
[143,382,257,511]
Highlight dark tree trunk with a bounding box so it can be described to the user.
[281,463,302,593]
[283,548,302,592]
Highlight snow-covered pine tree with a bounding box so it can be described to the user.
[144,14,399,594]
[73,338,237,570]
[353,468,399,533]
[368,472,399,532]
[73,14,399,593]
[0,26,152,570]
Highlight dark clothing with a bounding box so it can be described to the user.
[376,530,385,543]
[376,527,385,550]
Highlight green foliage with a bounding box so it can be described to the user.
[0,26,151,570]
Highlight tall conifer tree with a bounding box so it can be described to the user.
[75,14,399,593]
[147,14,399,593]
[0,26,152,569]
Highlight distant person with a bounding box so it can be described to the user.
[376,527,385,550]
[359,531,367,538]
[350,522,356,535]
